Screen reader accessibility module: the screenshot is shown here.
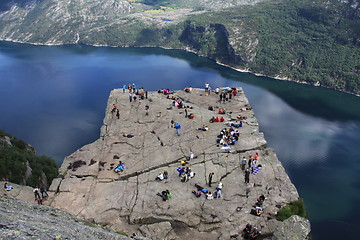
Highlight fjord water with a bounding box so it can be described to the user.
[0,41,359,240]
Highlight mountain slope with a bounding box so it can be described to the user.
[0,0,359,94]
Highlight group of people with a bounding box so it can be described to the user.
[176,162,196,183]
[242,223,261,239]
[157,190,172,201]
[193,181,223,200]
[156,170,169,181]
[217,87,238,104]
[33,186,48,204]
[216,127,240,146]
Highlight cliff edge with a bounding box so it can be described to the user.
[48,88,310,239]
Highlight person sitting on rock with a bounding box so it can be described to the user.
[180,172,189,182]
[188,170,195,179]
[4,181,12,192]
[206,191,213,200]
[195,184,208,194]
[197,125,209,131]
[192,190,202,197]
[243,224,261,240]
[250,206,264,217]
[177,166,185,177]
[156,172,164,181]
[114,161,125,173]
[209,116,216,123]
[218,108,226,114]
[253,195,265,207]
[157,190,171,201]
[163,170,168,179]
[188,113,195,119]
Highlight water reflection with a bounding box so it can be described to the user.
[0,42,360,240]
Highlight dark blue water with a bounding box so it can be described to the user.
[1,41,360,240]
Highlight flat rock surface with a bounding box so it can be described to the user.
[48,88,300,239]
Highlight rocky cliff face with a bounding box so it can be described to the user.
[46,88,308,239]
[0,193,145,240]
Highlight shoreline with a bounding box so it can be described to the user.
[1,39,358,97]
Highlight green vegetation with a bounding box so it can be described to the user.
[276,199,307,221]
[0,130,58,188]
[0,0,358,94]
[184,0,360,94]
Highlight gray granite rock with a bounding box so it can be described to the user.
[0,195,139,240]
[272,215,311,240]
[11,88,306,239]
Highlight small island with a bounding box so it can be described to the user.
[47,87,310,239]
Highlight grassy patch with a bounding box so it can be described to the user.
[276,198,307,221]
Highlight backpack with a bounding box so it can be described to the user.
[175,123,181,129]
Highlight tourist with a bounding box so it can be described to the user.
[116,109,120,119]
[250,207,264,217]
[253,195,265,207]
[33,186,41,200]
[194,183,208,194]
[241,156,247,171]
[122,84,126,93]
[197,125,208,131]
[205,82,209,92]
[214,188,222,198]
[189,152,194,161]
[163,170,168,179]
[192,190,202,198]
[245,168,250,183]
[157,190,172,201]
[129,93,132,102]
[40,186,48,198]
[111,104,117,113]
[248,156,253,168]
[114,161,125,173]
[215,87,220,94]
[188,170,195,179]
[208,172,214,187]
[145,104,149,115]
[156,172,164,181]
[174,122,181,136]
[206,191,213,200]
[216,182,223,190]
[4,181,12,192]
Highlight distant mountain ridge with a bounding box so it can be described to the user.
[0,0,359,95]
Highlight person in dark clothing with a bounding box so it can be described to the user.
[111,104,117,113]
[33,187,41,200]
[40,186,48,198]
[248,157,252,168]
[245,168,250,183]
[116,109,120,119]
[208,172,214,187]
